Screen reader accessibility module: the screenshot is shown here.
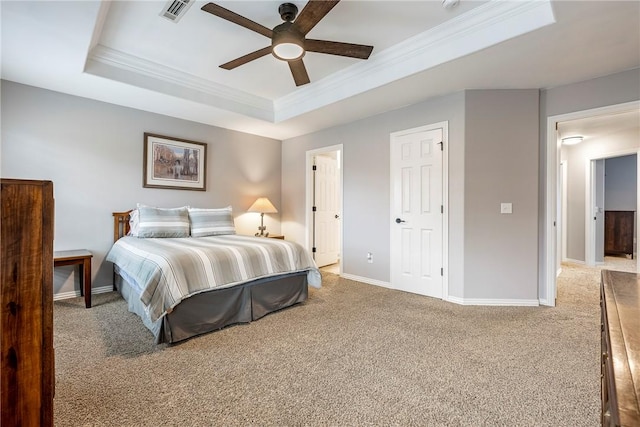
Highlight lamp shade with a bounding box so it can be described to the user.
[248,197,278,214]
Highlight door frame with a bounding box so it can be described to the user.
[305,144,343,273]
[544,100,640,306]
[559,160,567,270]
[389,121,449,300]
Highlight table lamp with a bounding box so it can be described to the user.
[248,197,278,237]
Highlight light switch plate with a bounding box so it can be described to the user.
[501,203,513,214]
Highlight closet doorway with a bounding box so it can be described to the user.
[306,145,343,273]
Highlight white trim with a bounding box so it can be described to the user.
[53,285,113,301]
[544,100,640,307]
[345,275,538,307]
[561,160,568,263]
[586,159,596,266]
[86,2,554,124]
[305,144,344,275]
[340,273,391,289]
[447,296,539,306]
[86,45,274,121]
[275,0,555,122]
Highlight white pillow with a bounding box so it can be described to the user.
[128,209,140,237]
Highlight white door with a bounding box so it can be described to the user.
[594,159,605,263]
[390,126,443,298]
[314,154,340,267]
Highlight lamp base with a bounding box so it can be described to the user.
[255,225,269,237]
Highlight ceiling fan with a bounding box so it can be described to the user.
[201,1,374,86]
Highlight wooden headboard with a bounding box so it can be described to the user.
[112,210,132,242]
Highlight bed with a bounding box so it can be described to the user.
[106,207,321,344]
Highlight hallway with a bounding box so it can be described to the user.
[556,255,636,307]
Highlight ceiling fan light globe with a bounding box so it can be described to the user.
[273,42,305,61]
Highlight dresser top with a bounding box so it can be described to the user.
[601,269,640,425]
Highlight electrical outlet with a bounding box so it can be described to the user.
[366,252,373,263]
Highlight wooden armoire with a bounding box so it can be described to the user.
[1,179,54,426]
[604,210,635,259]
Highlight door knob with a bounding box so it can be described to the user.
[395,218,406,224]
[335,214,340,219]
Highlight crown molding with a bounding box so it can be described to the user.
[84,0,555,125]
[274,0,555,122]
[86,44,275,121]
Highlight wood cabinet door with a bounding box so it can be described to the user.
[1,179,54,427]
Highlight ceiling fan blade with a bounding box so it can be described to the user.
[293,0,340,35]
[288,59,310,86]
[220,46,272,70]
[305,39,373,59]
[201,3,273,38]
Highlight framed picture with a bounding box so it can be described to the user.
[143,133,207,191]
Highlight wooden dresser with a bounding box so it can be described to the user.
[1,179,54,426]
[604,211,635,259]
[600,270,640,426]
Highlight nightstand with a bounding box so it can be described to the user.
[54,249,93,308]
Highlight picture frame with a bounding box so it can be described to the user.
[143,133,207,191]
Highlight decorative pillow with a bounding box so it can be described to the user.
[137,206,190,238]
[188,206,236,237]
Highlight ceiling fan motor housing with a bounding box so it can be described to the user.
[278,3,298,22]
[272,21,305,61]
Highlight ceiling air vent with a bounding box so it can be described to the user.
[161,0,193,23]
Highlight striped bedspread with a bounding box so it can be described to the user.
[106,235,321,322]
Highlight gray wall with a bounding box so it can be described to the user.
[1,81,282,296]
[606,154,637,210]
[464,90,539,300]
[282,92,467,298]
[538,68,640,299]
[282,89,540,301]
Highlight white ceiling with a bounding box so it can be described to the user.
[2,1,639,140]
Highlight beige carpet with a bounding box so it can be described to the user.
[52,262,618,426]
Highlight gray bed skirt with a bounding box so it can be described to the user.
[115,271,309,344]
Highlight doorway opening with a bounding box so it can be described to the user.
[586,153,637,266]
[544,101,640,306]
[305,145,343,275]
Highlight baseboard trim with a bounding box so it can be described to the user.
[564,258,585,265]
[539,298,551,306]
[447,296,539,306]
[340,275,539,306]
[53,285,113,301]
[339,273,392,289]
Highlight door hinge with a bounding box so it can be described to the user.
[312,206,317,212]
[437,141,443,151]
[441,205,444,214]
[312,165,317,171]
[441,267,443,276]
[312,247,316,253]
